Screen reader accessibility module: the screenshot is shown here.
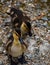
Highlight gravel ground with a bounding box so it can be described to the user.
[0,0,50,65]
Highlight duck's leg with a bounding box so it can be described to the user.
[18,54,27,64]
[11,59,17,65]
[9,55,18,65]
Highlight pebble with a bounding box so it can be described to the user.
[0,47,4,53]
[41,17,48,21]
[0,60,4,65]
[41,0,47,2]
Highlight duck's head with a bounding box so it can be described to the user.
[6,7,16,18]
[6,7,23,19]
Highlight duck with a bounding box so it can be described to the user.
[6,29,27,57]
[6,7,32,39]
[5,29,27,65]
[6,7,31,27]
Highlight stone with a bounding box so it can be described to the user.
[0,60,4,65]
[0,47,4,53]
[41,0,47,2]
[41,17,48,21]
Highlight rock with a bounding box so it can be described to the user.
[41,0,47,2]
[28,3,35,8]
[35,4,41,9]
[41,17,48,21]
[47,30,50,33]
[34,35,40,40]
[0,47,4,53]
[39,40,50,55]
[3,50,7,55]
[0,60,4,65]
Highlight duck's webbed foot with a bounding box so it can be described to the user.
[18,54,27,64]
[9,55,18,65]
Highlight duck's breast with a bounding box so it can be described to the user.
[10,40,23,57]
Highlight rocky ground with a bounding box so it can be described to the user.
[0,0,50,65]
